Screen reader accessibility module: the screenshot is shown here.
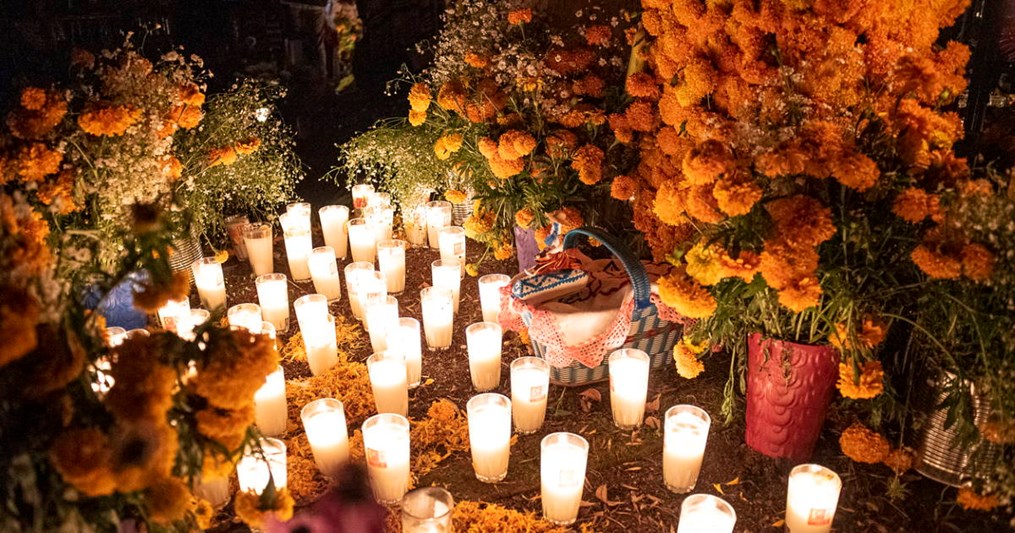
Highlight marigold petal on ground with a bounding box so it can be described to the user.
[839,422,891,464]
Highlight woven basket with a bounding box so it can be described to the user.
[169,235,204,286]
[521,227,680,386]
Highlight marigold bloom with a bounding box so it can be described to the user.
[49,428,117,496]
[682,139,732,185]
[546,130,578,159]
[911,243,962,279]
[178,83,206,107]
[168,105,203,129]
[507,8,532,25]
[463,211,495,238]
[36,170,78,213]
[839,422,890,464]
[408,109,426,127]
[408,82,432,112]
[234,138,261,155]
[626,72,660,99]
[514,207,535,229]
[960,243,994,282]
[497,130,537,160]
[829,316,888,352]
[7,88,67,139]
[20,87,47,110]
[611,174,639,200]
[713,172,762,216]
[191,329,280,411]
[673,337,707,378]
[132,270,191,314]
[572,144,605,185]
[585,25,612,46]
[829,151,880,191]
[195,404,255,450]
[0,289,40,368]
[160,156,183,180]
[208,146,238,167]
[444,189,467,204]
[436,79,466,111]
[882,447,914,475]
[464,51,489,69]
[493,240,514,260]
[658,269,717,319]
[892,187,940,223]
[836,360,885,400]
[145,477,194,525]
[956,487,1001,511]
[624,100,657,132]
[15,143,62,181]
[434,133,464,160]
[235,488,295,529]
[78,105,142,136]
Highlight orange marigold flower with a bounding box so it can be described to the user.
[408,82,432,113]
[829,151,880,191]
[572,144,605,185]
[464,51,489,69]
[960,243,994,282]
[436,79,466,111]
[15,143,63,181]
[477,137,498,159]
[546,130,578,159]
[20,87,47,110]
[145,477,194,525]
[487,154,525,179]
[713,172,762,216]
[829,316,888,352]
[234,138,261,155]
[235,488,295,529]
[766,195,836,246]
[434,133,464,160]
[956,487,1002,512]
[573,74,606,98]
[653,178,689,226]
[7,88,67,139]
[208,146,238,167]
[777,275,824,312]
[548,206,584,233]
[626,72,660,99]
[178,83,206,107]
[675,58,716,106]
[585,25,612,46]
[611,175,639,200]
[463,210,495,239]
[168,105,203,130]
[839,422,890,464]
[408,109,426,127]
[893,187,940,223]
[684,184,724,223]
[836,360,885,400]
[624,100,657,132]
[682,139,733,185]
[492,240,514,261]
[514,207,536,229]
[883,447,914,475]
[444,189,467,204]
[658,269,717,319]
[132,271,191,314]
[36,170,78,213]
[673,337,708,379]
[507,8,532,25]
[911,243,962,279]
[497,130,537,160]
[49,427,117,497]
[78,105,142,136]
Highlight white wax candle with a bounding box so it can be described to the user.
[420,287,454,350]
[192,257,227,310]
[301,398,350,477]
[157,296,191,335]
[426,201,452,249]
[224,214,250,261]
[404,205,428,246]
[362,413,411,504]
[105,327,127,348]
[510,357,550,434]
[467,393,512,482]
[431,259,461,314]
[438,226,467,277]
[283,230,313,282]
[319,205,350,259]
[253,366,288,437]
[365,295,399,353]
[368,191,391,208]
[663,405,711,493]
[356,272,388,332]
[376,239,407,294]
[351,183,374,210]
[308,246,343,302]
[256,273,290,332]
[540,433,588,526]
[367,352,409,416]
[227,303,263,334]
[394,317,423,388]
[466,322,502,391]
[366,206,394,243]
[676,494,736,533]
[237,437,287,494]
[244,223,274,277]
[286,202,312,229]
[478,274,510,324]
[344,261,375,320]
[194,476,230,509]
[786,464,841,533]
[608,349,650,429]
[348,217,376,264]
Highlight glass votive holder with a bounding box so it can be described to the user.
[351,183,375,210]
[228,303,263,333]
[431,259,461,314]
[367,351,409,416]
[243,223,274,277]
[362,413,411,505]
[287,201,312,226]
[190,309,211,327]
[426,200,452,249]
[786,464,841,533]
[377,239,407,294]
[237,437,287,494]
[438,226,466,277]
[366,205,395,243]
[319,205,350,259]
[368,191,391,208]
[540,432,589,526]
[608,348,650,430]
[404,204,428,246]
[261,320,278,350]
[677,494,736,533]
[365,294,399,353]
[157,295,191,335]
[308,246,342,303]
[125,328,150,340]
[395,317,423,388]
[466,322,502,391]
[344,261,375,320]
[192,257,227,311]
[253,365,288,437]
[401,487,454,533]
[301,398,350,477]
[348,217,377,264]
[420,286,454,350]
[281,223,313,283]
[510,356,550,434]
[255,273,290,333]
[294,293,330,333]
[224,214,251,261]
[357,271,388,332]
[304,312,339,377]
[105,326,127,348]
[478,274,511,323]
[664,405,711,493]
[467,392,512,483]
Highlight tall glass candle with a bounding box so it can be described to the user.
[224,214,251,261]
[308,246,342,302]
[253,366,288,437]
[237,437,287,494]
[540,432,588,526]
[295,295,338,376]
[368,191,391,208]
[786,464,841,533]
[244,223,274,277]
[401,487,454,533]
[467,393,512,483]
[343,261,375,320]
[510,356,550,434]
[466,322,502,391]
[301,398,350,477]
[281,215,313,282]
[664,405,711,493]
[351,183,375,210]
[404,204,428,246]
[227,303,263,334]
[362,413,410,505]
[394,317,423,388]
[420,286,454,350]
[366,205,395,242]
[677,494,736,533]
[608,348,650,429]
[376,239,407,294]
[286,201,312,229]
[367,351,409,416]
[426,201,452,249]
[256,273,290,332]
[262,320,278,350]
[356,271,388,332]
[348,217,376,264]
[438,226,466,277]
[478,274,510,323]
[192,257,227,310]
[319,205,350,259]
[431,259,461,314]
[365,295,399,353]
[157,295,191,335]
[194,475,231,509]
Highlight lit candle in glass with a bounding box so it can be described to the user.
[254,365,288,437]
[255,273,290,332]
[224,214,250,261]
[438,226,466,277]
[608,348,650,429]
[262,320,278,350]
[351,183,375,210]
[362,413,410,505]
[357,272,387,332]
[308,246,342,302]
[786,464,841,533]
[467,393,512,483]
[510,356,550,434]
[294,294,338,376]
[183,309,210,342]
[431,259,461,314]
[243,223,274,277]
[368,191,391,208]
[401,487,454,533]
[426,200,452,249]
[237,437,287,494]
[366,205,395,242]
[319,205,350,259]
[664,405,711,493]
[393,317,423,388]
[540,432,588,526]
[157,295,191,335]
[404,204,428,246]
[420,286,454,350]
[286,201,312,227]
[376,239,407,294]
[301,398,350,477]
[343,261,375,320]
[676,494,736,533]
[192,257,227,310]
[466,322,502,391]
[280,213,313,282]
[365,294,399,353]
[194,475,231,509]
[367,351,409,416]
[478,274,510,323]
[227,303,263,333]
[105,326,127,348]
[348,217,376,264]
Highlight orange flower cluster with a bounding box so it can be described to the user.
[836,360,886,400]
[673,337,708,379]
[6,87,67,140]
[684,241,759,287]
[658,268,717,319]
[78,105,143,136]
[12,142,63,182]
[838,422,890,464]
[828,316,888,352]
[434,133,464,160]
[956,487,1002,512]
[571,144,605,185]
[235,487,295,529]
[506,8,532,25]
[757,196,836,312]
[444,188,467,204]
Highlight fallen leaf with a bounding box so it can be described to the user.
[579,388,602,413]
[772,519,785,528]
[595,484,623,507]
[713,482,724,495]
[644,416,661,430]
[645,393,661,413]
[725,476,740,486]
[423,378,435,386]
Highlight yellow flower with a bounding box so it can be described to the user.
[465,263,479,277]
[658,269,717,319]
[409,109,426,127]
[49,428,117,497]
[234,137,261,155]
[839,422,890,464]
[493,240,514,261]
[235,488,295,529]
[673,337,707,379]
[956,487,1002,511]
[434,133,464,160]
[78,105,142,136]
[836,361,885,400]
[444,189,467,204]
[408,82,432,112]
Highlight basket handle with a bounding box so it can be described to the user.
[562,226,651,310]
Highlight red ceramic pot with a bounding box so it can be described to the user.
[745,333,839,461]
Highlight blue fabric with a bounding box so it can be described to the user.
[83,271,149,330]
